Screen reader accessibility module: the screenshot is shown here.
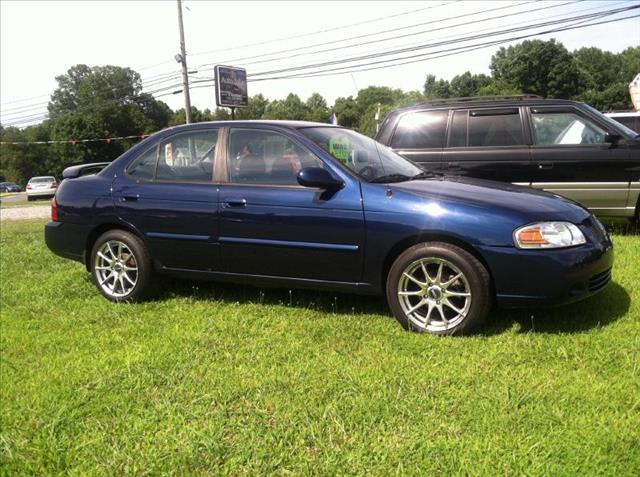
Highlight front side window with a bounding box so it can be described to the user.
[228,128,323,185]
[157,130,219,181]
[468,109,524,147]
[126,146,158,180]
[531,110,608,145]
[390,110,448,149]
[300,127,423,183]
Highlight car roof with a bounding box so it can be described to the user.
[389,97,582,115]
[164,120,340,133]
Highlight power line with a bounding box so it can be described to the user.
[195,0,538,69]
[251,12,640,82]
[245,5,639,79]
[216,0,579,70]
[189,1,460,58]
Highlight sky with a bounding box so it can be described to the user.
[1,0,639,127]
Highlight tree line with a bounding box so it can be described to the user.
[1,39,638,185]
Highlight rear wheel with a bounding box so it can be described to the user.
[386,242,491,335]
[90,230,153,302]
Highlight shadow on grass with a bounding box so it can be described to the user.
[155,276,391,317]
[484,281,630,335]
[150,275,629,335]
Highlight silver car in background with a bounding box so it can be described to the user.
[26,176,57,201]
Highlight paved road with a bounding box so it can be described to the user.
[0,192,27,203]
[1,205,50,221]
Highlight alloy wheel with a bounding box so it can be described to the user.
[397,257,472,332]
[94,240,139,299]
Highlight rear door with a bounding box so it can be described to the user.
[527,106,631,215]
[442,107,532,185]
[388,109,449,174]
[112,128,221,271]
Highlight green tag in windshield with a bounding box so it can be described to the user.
[329,135,351,164]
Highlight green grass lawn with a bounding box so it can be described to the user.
[1,219,639,476]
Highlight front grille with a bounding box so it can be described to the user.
[588,268,612,293]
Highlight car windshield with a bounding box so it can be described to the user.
[299,127,425,183]
[584,104,638,139]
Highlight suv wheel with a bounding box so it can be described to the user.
[386,242,491,335]
[90,230,153,302]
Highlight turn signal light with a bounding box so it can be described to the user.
[514,222,586,249]
[517,228,547,245]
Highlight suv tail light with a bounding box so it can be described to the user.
[51,198,59,221]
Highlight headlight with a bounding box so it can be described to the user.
[514,222,586,249]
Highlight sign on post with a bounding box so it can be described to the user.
[214,65,248,108]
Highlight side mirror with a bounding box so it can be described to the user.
[297,167,343,190]
[604,132,621,145]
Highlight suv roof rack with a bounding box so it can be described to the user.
[422,94,544,105]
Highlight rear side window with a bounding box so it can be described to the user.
[468,109,524,146]
[157,130,218,182]
[126,146,158,180]
[390,111,448,149]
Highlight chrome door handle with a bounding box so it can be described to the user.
[538,163,553,170]
[222,198,247,208]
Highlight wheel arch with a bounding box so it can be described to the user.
[381,233,495,293]
[84,222,145,271]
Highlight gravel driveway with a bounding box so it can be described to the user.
[0,205,51,221]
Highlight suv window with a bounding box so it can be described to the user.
[448,110,468,147]
[531,109,607,145]
[157,130,218,181]
[229,128,323,185]
[127,146,158,180]
[468,108,523,147]
[390,111,448,149]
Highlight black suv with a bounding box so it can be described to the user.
[376,96,640,219]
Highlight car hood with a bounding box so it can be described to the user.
[385,175,591,224]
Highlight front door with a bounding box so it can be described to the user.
[218,127,365,283]
[113,128,221,270]
[527,106,632,215]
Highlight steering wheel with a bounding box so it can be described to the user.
[358,165,377,180]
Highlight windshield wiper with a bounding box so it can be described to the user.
[369,173,412,183]
[410,171,440,180]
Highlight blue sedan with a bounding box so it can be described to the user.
[45,121,613,335]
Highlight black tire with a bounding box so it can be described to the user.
[27,196,33,201]
[89,229,154,302]
[386,242,491,335]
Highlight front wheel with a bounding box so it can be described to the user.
[90,229,153,302]
[386,242,491,335]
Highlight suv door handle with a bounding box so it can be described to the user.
[121,194,139,201]
[538,163,554,170]
[222,198,247,208]
[448,162,461,169]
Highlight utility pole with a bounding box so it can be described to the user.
[176,0,192,124]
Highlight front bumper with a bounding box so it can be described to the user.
[478,237,613,308]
